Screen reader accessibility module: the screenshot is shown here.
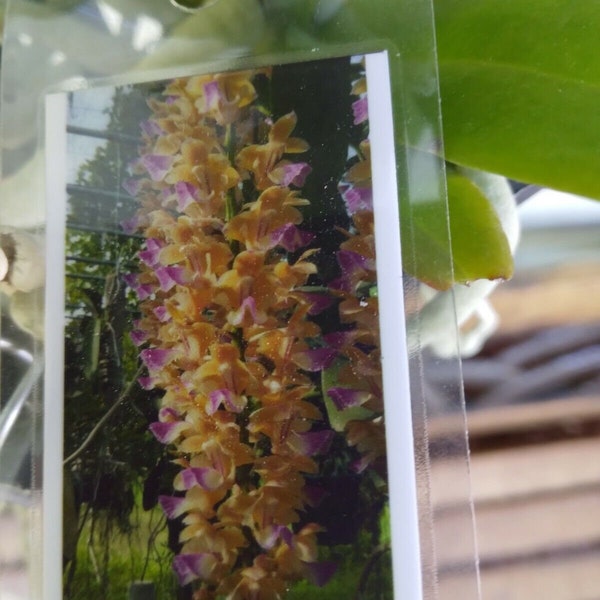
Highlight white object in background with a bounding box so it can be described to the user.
[0,230,46,295]
[518,188,600,229]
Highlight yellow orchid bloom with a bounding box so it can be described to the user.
[236,112,309,189]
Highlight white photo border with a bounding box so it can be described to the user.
[44,91,68,599]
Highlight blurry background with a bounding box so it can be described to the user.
[431,187,600,600]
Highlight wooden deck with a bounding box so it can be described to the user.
[430,397,600,599]
[430,256,600,600]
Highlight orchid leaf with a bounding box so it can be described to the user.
[399,169,513,289]
[434,0,600,199]
[83,316,101,379]
[446,171,514,284]
[401,167,513,290]
[399,190,454,291]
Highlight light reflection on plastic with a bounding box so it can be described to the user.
[170,0,220,13]
[0,338,34,364]
[132,16,163,52]
[17,32,33,47]
[97,0,123,37]
[49,50,67,67]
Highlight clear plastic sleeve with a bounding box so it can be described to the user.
[0,1,479,598]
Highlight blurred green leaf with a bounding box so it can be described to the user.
[447,171,514,284]
[434,0,600,199]
[402,169,514,289]
[399,190,454,290]
[83,317,101,379]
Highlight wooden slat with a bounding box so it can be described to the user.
[429,396,600,445]
[439,550,600,600]
[432,436,600,507]
[430,396,600,600]
[436,485,600,565]
[490,262,600,333]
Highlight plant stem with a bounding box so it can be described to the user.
[63,365,144,467]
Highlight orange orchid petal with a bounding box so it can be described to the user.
[269,112,297,142]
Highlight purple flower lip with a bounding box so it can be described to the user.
[270,223,315,252]
[140,119,165,137]
[154,265,186,292]
[207,388,246,415]
[257,524,294,550]
[337,249,374,275]
[352,96,368,125]
[351,455,371,474]
[158,495,186,519]
[270,161,312,187]
[203,80,222,109]
[138,376,156,390]
[130,329,148,347]
[172,553,218,587]
[327,387,370,410]
[142,154,174,182]
[122,178,141,197]
[289,429,334,456]
[207,389,225,415]
[228,296,267,327]
[120,213,145,234]
[323,331,355,349]
[180,467,223,491]
[138,238,164,267]
[159,406,180,421]
[123,273,138,288]
[137,284,154,300]
[292,347,337,372]
[123,273,154,300]
[340,183,373,215]
[230,296,256,323]
[149,420,187,444]
[140,347,172,371]
[295,292,334,316]
[153,305,171,322]
[328,275,351,293]
[175,181,198,211]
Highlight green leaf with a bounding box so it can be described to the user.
[399,188,454,291]
[434,0,600,199]
[83,316,102,379]
[400,167,513,290]
[446,171,514,284]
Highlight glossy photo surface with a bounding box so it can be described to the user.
[45,52,415,600]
